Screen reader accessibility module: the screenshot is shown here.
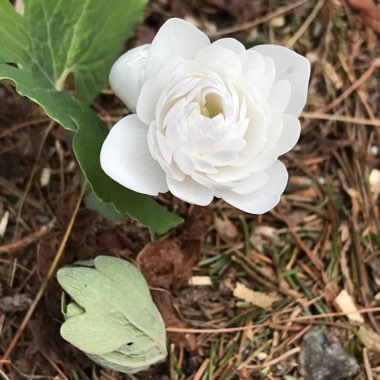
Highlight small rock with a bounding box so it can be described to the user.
[271,363,286,377]
[299,327,359,380]
[257,352,268,361]
[0,294,32,313]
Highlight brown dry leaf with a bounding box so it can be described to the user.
[137,207,210,352]
[236,368,252,380]
[348,0,380,34]
[293,186,319,199]
[137,239,186,289]
[152,289,197,351]
[346,188,361,222]
[339,223,350,243]
[0,210,9,238]
[28,314,64,365]
[169,0,265,23]
[214,216,238,242]
[358,326,380,352]
[253,225,278,239]
[334,289,364,324]
[138,206,211,289]
[368,257,380,287]
[324,61,343,90]
[369,168,380,200]
[201,0,265,22]
[233,282,280,309]
[188,276,212,286]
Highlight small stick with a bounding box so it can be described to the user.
[322,59,380,114]
[208,0,308,37]
[363,348,374,380]
[286,0,326,48]
[246,347,300,370]
[0,220,55,254]
[166,306,380,334]
[193,359,210,380]
[301,112,380,127]
[272,209,323,270]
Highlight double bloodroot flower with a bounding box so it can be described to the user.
[101,18,310,213]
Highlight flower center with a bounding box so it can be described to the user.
[201,93,223,118]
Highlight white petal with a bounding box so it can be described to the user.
[138,58,198,126]
[217,160,288,214]
[239,49,265,73]
[278,114,301,155]
[136,76,164,125]
[167,176,214,206]
[157,156,185,181]
[212,38,245,54]
[230,171,269,194]
[109,44,150,112]
[266,116,283,145]
[191,172,214,187]
[240,50,275,99]
[251,45,310,117]
[196,45,242,77]
[260,160,289,195]
[193,158,218,174]
[203,150,239,166]
[268,80,291,115]
[246,142,279,172]
[173,148,195,175]
[100,115,168,196]
[208,166,250,183]
[146,18,210,78]
[156,131,173,163]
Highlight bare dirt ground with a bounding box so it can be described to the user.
[1,0,380,379]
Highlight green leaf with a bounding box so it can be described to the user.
[24,0,148,103]
[0,0,183,234]
[84,188,127,222]
[0,64,78,131]
[0,0,28,65]
[0,65,182,235]
[73,118,183,234]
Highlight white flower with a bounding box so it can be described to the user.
[101,18,310,214]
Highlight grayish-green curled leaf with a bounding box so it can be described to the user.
[57,256,167,373]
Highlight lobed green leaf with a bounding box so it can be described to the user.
[23,0,148,103]
[0,0,183,234]
[0,0,28,65]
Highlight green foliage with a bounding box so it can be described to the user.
[57,256,167,373]
[23,0,148,103]
[74,118,182,233]
[0,0,183,235]
[84,189,127,222]
[0,0,28,64]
